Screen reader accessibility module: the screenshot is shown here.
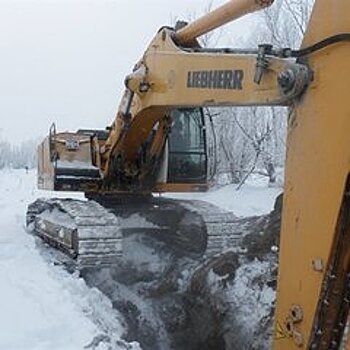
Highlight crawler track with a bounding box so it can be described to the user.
[27,198,122,268]
[178,200,251,257]
[27,196,246,269]
[91,195,245,259]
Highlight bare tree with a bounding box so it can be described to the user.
[172,1,314,188]
[0,136,11,169]
[212,0,314,188]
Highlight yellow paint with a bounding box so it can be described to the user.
[274,0,350,348]
[275,321,287,340]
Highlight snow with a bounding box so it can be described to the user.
[0,168,140,350]
[56,160,99,171]
[228,259,276,350]
[38,207,76,229]
[121,214,160,229]
[231,260,275,327]
[165,174,282,217]
[206,257,276,350]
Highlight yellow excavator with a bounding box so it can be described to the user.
[27,0,350,348]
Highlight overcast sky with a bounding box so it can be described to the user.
[0,0,259,143]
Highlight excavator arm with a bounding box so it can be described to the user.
[274,0,350,348]
[100,0,310,192]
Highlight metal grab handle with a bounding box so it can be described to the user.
[49,122,57,162]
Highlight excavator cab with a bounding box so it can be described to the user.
[167,108,208,185]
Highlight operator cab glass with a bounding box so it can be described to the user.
[167,108,207,183]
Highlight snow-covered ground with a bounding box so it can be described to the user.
[0,169,140,350]
[0,168,282,350]
[165,174,282,217]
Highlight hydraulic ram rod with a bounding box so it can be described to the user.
[174,0,274,46]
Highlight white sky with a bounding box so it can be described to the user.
[0,0,259,143]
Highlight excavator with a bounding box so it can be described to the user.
[26,0,350,348]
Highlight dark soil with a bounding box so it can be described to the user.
[81,195,283,350]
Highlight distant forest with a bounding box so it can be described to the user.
[0,137,38,169]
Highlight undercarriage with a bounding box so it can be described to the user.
[26,195,243,270]
[26,198,122,268]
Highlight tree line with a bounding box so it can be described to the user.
[0,136,38,169]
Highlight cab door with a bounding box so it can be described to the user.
[167,108,207,184]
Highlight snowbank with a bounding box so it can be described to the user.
[0,169,140,350]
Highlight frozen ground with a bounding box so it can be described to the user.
[0,168,282,350]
